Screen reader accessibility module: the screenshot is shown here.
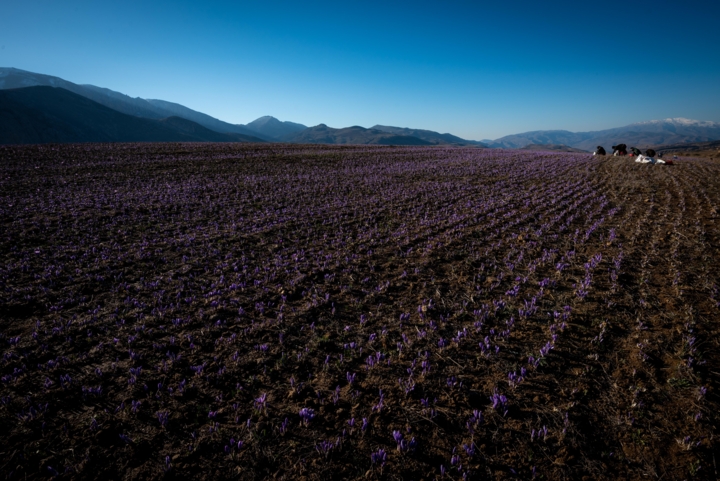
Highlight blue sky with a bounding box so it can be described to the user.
[2,0,719,139]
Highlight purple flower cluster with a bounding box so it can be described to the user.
[2,143,713,479]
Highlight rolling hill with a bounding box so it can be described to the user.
[244,116,308,141]
[0,68,267,139]
[285,124,434,145]
[0,86,265,144]
[488,130,589,149]
[371,125,487,147]
[520,144,588,153]
[649,139,720,158]
[143,98,266,136]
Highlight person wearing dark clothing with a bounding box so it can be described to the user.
[612,144,627,155]
[630,147,642,156]
[645,148,656,158]
[595,146,606,155]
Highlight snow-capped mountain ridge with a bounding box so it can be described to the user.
[631,118,720,127]
[490,117,720,150]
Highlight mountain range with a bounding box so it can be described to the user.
[0,67,284,140]
[370,125,486,146]
[245,116,307,141]
[2,67,720,149]
[488,118,720,151]
[0,68,488,146]
[0,86,266,144]
[285,124,435,145]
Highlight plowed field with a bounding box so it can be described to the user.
[1,143,718,480]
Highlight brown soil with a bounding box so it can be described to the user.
[673,151,720,159]
[0,143,718,480]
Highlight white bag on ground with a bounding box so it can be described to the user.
[635,155,655,164]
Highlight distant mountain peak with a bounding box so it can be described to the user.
[248,115,278,125]
[244,116,308,141]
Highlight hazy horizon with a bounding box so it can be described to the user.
[3,0,719,139]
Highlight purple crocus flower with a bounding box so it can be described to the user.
[299,407,315,426]
[254,393,268,411]
[371,448,387,466]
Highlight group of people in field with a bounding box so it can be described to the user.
[593,144,673,164]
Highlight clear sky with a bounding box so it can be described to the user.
[2,0,719,139]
